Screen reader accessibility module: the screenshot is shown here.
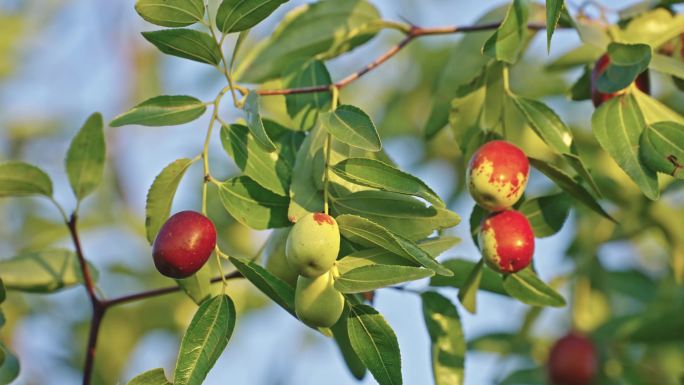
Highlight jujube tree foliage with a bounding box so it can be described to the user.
[1,0,684,384]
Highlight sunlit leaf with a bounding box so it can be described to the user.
[145,158,195,243]
[335,265,434,293]
[545,0,564,52]
[421,292,465,385]
[502,268,565,307]
[126,368,171,385]
[229,256,295,315]
[519,193,571,237]
[482,0,529,64]
[218,176,290,229]
[283,60,332,131]
[0,162,53,198]
[110,95,207,127]
[65,112,105,201]
[174,295,236,385]
[216,0,288,33]
[639,121,684,178]
[321,105,381,151]
[142,29,222,65]
[347,304,402,385]
[243,92,277,152]
[135,0,204,27]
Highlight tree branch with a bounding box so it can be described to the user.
[102,270,243,308]
[254,22,547,96]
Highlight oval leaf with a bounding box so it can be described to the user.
[334,265,434,293]
[528,157,614,221]
[430,258,507,296]
[321,105,381,151]
[336,214,453,276]
[482,0,529,64]
[591,94,659,200]
[135,0,205,27]
[126,368,171,385]
[0,249,97,293]
[331,307,367,380]
[235,0,381,82]
[229,256,295,315]
[288,127,325,222]
[0,344,19,385]
[511,95,573,154]
[347,304,402,385]
[0,161,53,198]
[597,43,651,93]
[519,193,571,237]
[218,176,290,229]
[174,294,236,385]
[332,158,443,207]
[283,60,332,131]
[502,268,566,307]
[545,0,563,52]
[66,112,105,201]
[243,92,277,152]
[216,0,288,33]
[332,191,458,240]
[456,259,484,314]
[640,121,684,178]
[142,29,222,65]
[145,158,195,243]
[421,292,465,385]
[110,95,207,127]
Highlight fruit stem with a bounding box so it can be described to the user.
[202,85,231,215]
[215,247,228,292]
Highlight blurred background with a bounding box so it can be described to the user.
[1,0,683,384]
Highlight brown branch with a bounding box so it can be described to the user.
[255,22,548,96]
[68,214,100,307]
[102,270,243,308]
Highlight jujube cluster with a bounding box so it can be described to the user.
[467,140,535,274]
[152,210,217,279]
[284,212,344,328]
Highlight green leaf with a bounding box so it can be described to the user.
[331,307,367,380]
[347,304,402,385]
[243,92,277,152]
[528,157,614,221]
[0,344,19,385]
[640,121,684,178]
[597,43,651,93]
[216,0,288,33]
[174,294,236,385]
[229,256,295,315]
[218,175,290,229]
[332,191,458,241]
[519,193,571,237]
[220,123,294,196]
[0,161,53,198]
[468,204,487,248]
[482,0,529,64]
[614,308,684,343]
[633,88,684,125]
[145,158,195,243]
[650,53,684,80]
[498,367,545,385]
[288,127,325,222]
[575,18,610,49]
[337,237,461,275]
[0,249,98,293]
[502,268,565,307]
[511,95,573,154]
[283,60,332,131]
[335,265,434,293]
[545,0,563,52]
[235,0,381,83]
[568,65,591,101]
[65,112,105,201]
[135,0,204,27]
[480,61,504,130]
[430,258,506,296]
[110,95,207,127]
[457,259,484,314]
[561,153,603,198]
[126,368,172,385]
[592,94,659,200]
[230,29,250,71]
[613,8,684,48]
[332,158,444,207]
[321,105,381,151]
[421,292,465,385]
[336,214,453,276]
[0,278,5,304]
[141,29,222,65]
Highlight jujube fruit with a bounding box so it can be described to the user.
[295,269,344,328]
[467,140,529,212]
[591,53,650,107]
[548,333,598,385]
[152,211,217,279]
[286,212,340,278]
[478,209,534,274]
[264,228,298,287]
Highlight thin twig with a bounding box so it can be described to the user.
[102,271,243,308]
[255,22,548,97]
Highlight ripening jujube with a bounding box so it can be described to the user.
[285,212,340,277]
[547,333,598,385]
[478,209,535,274]
[152,211,217,279]
[466,140,529,212]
